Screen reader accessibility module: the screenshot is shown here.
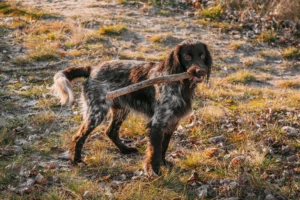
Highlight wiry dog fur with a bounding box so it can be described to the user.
[52,40,212,176]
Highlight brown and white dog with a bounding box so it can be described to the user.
[52,40,212,176]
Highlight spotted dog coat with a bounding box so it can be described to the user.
[52,40,212,175]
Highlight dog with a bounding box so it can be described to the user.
[52,39,212,176]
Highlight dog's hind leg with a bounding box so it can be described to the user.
[105,107,138,154]
[72,118,100,164]
[71,86,110,164]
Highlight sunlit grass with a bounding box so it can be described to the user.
[281,47,300,59]
[99,24,127,35]
[226,70,257,84]
[0,3,55,19]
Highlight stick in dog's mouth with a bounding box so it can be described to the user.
[106,72,192,100]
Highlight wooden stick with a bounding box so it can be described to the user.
[106,72,191,100]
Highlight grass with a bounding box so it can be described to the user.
[0,117,27,145]
[226,70,257,84]
[0,3,55,19]
[281,47,300,59]
[158,9,171,17]
[67,49,87,57]
[276,80,300,89]
[258,49,281,58]
[148,33,172,43]
[119,51,167,61]
[257,30,277,43]
[99,24,127,35]
[28,44,60,61]
[256,65,276,73]
[199,4,223,20]
[198,19,210,26]
[228,41,245,50]
[1,2,300,200]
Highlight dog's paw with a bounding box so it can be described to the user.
[121,147,138,154]
[71,157,87,166]
[143,163,159,178]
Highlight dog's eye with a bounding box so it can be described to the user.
[201,54,205,60]
[184,55,191,61]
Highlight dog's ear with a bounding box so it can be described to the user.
[203,43,212,82]
[165,45,183,74]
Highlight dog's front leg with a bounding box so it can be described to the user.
[144,123,164,177]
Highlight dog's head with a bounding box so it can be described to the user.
[166,40,212,83]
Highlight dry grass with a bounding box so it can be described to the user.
[228,41,245,50]
[275,0,300,19]
[28,43,60,61]
[99,24,127,35]
[276,80,300,89]
[226,70,257,84]
[257,30,277,43]
[199,4,223,20]
[258,49,281,58]
[281,47,300,59]
[0,3,54,19]
[148,33,172,43]
[1,2,300,200]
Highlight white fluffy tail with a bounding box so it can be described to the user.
[51,66,91,105]
[51,71,75,105]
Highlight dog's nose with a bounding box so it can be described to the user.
[196,68,206,75]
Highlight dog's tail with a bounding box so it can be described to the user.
[51,66,91,105]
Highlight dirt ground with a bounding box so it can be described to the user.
[0,0,299,199]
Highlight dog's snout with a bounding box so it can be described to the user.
[196,68,206,75]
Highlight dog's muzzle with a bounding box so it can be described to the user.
[187,66,207,83]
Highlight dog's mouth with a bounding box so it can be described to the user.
[192,75,205,83]
[187,66,207,83]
